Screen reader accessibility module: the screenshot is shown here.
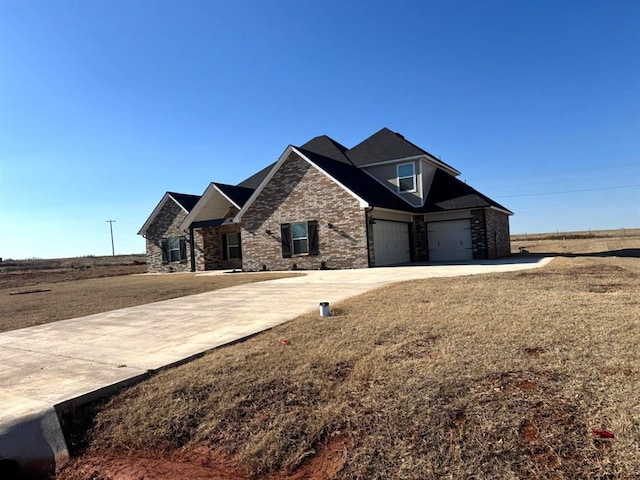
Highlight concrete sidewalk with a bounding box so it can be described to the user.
[0,257,551,477]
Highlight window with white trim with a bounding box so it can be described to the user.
[291,222,309,255]
[397,163,416,193]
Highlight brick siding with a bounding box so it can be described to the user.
[145,199,193,273]
[241,152,369,271]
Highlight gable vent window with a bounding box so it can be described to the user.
[161,236,187,264]
[280,221,319,257]
[397,163,416,193]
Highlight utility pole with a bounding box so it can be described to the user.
[106,220,116,256]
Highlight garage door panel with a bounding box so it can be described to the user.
[427,219,473,261]
[373,221,410,266]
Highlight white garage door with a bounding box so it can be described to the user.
[427,219,473,261]
[373,220,411,266]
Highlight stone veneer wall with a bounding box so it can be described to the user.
[241,152,369,271]
[365,209,375,266]
[485,209,511,258]
[470,209,487,260]
[145,199,192,273]
[411,215,429,261]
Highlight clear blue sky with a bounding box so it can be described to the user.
[1,0,638,259]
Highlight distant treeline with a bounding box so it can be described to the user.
[511,228,639,242]
[0,254,146,272]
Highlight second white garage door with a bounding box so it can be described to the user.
[427,219,473,261]
[373,220,411,266]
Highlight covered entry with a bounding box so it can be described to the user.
[373,220,411,266]
[427,219,473,261]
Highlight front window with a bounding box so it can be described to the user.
[168,237,181,262]
[226,233,241,259]
[397,163,416,193]
[162,236,187,264]
[291,222,309,254]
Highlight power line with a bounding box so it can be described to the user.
[470,162,639,183]
[478,172,640,189]
[497,184,640,198]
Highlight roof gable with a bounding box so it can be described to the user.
[234,146,371,222]
[138,191,200,235]
[179,182,255,230]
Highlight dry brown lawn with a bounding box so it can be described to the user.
[59,253,640,479]
[0,263,300,332]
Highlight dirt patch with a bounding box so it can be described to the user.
[484,370,553,394]
[58,437,351,480]
[586,282,626,293]
[383,335,440,361]
[58,449,250,480]
[519,420,539,442]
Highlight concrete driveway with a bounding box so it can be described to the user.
[0,257,551,477]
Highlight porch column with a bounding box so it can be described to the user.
[189,226,196,272]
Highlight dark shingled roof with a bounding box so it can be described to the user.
[232,128,510,215]
[167,192,201,212]
[346,127,427,166]
[213,183,255,208]
[236,162,276,189]
[297,138,511,214]
[421,169,512,213]
[299,135,351,164]
[346,127,458,173]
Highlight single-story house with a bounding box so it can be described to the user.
[139,128,512,272]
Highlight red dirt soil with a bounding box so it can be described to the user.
[57,437,350,480]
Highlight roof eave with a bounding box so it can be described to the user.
[489,205,514,216]
[357,154,461,177]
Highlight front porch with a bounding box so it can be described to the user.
[192,221,242,271]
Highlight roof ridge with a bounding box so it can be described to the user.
[212,182,254,190]
[299,135,352,164]
[167,191,200,197]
